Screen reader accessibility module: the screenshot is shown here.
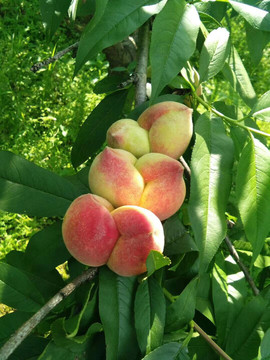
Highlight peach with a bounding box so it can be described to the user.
[88,147,144,208]
[88,148,186,221]
[106,119,150,158]
[107,206,164,276]
[135,153,186,221]
[62,194,119,266]
[138,101,193,159]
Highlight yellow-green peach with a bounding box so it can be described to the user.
[107,205,164,276]
[138,101,193,159]
[88,147,144,208]
[62,194,119,266]
[106,119,150,158]
[135,153,186,221]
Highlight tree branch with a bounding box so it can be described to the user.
[0,267,98,360]
[30,42,79,73]
[135,21,150,106]
[224,236,260,296]
[193,322,232,360]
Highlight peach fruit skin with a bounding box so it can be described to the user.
[88,147,144,208]
[106,119,150,158]
[62,194,119,267]
[138,101,193,159]
[136,153,186,221]
[88,147,186,221]
[107,205,164,277]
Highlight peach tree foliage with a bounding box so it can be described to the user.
[0,0,270,359]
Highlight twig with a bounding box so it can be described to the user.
[193,322,232,360]
[224,236,260,296]
[135,21,150,106]
[179,156,191,177]
[31,42,79,73]
[0,267,98,360]
[163,288,232,360]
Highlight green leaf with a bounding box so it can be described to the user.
[93,73,130,94]
[64,283,95,337]
[39,0,71,37]
[260,328,270,360]
[188,114,234,273]
[71,90,128,168]
[165,278,198,332]
[164,214,198,256]
[236,137,270,261]
[0,261,44,312]
[225,295,268,360]
[0,311,31,341]
[7,336,49,360]
[212,254,247,346]
[99,267,139,360]
[188,336,218,360]
[245,22,270,65]
[75,0,167,74]
[0,151,84,217]
[24,221,70,274]
[199,27,230,82]
[38,340,81,360]
[196,274,215,324]
[229,0,270,32]
[250,90,270,122]
[150,0,200,101]
[142,342,189,360]
[146,250,171,277]
[222,46,257,108]
[135,277,166,355]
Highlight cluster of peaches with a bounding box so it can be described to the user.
[62,101,193,277]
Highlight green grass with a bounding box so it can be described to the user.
[0,0,107,259]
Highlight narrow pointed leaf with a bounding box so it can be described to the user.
[250,90,270,122]
[236,137,270,261]
[71,90,128,168]
[166,278,198,332]
[0,151,84,217]
[229,1,270,32]
[199,27,230,82]
[222,46,257,108]
[225,295,268,360]
[135,278,165,355]
[146,250,171,277]
[99,267,139,360]
[0,262,44,312]
[40,0,71,37]
[188,114,234,273]
[150,0,200,101]
[75,0,167,74]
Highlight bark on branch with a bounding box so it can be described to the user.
[0,267,98,360]
[135,21,150,107]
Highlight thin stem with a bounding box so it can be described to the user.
[31,42,79,72]
[224,236,260,296]
[0,267,98,360]
[192,322,232,360]
[194,92,270,138]
[163,287,232,360]
[135,21,150,106]
[179,156,191,177]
